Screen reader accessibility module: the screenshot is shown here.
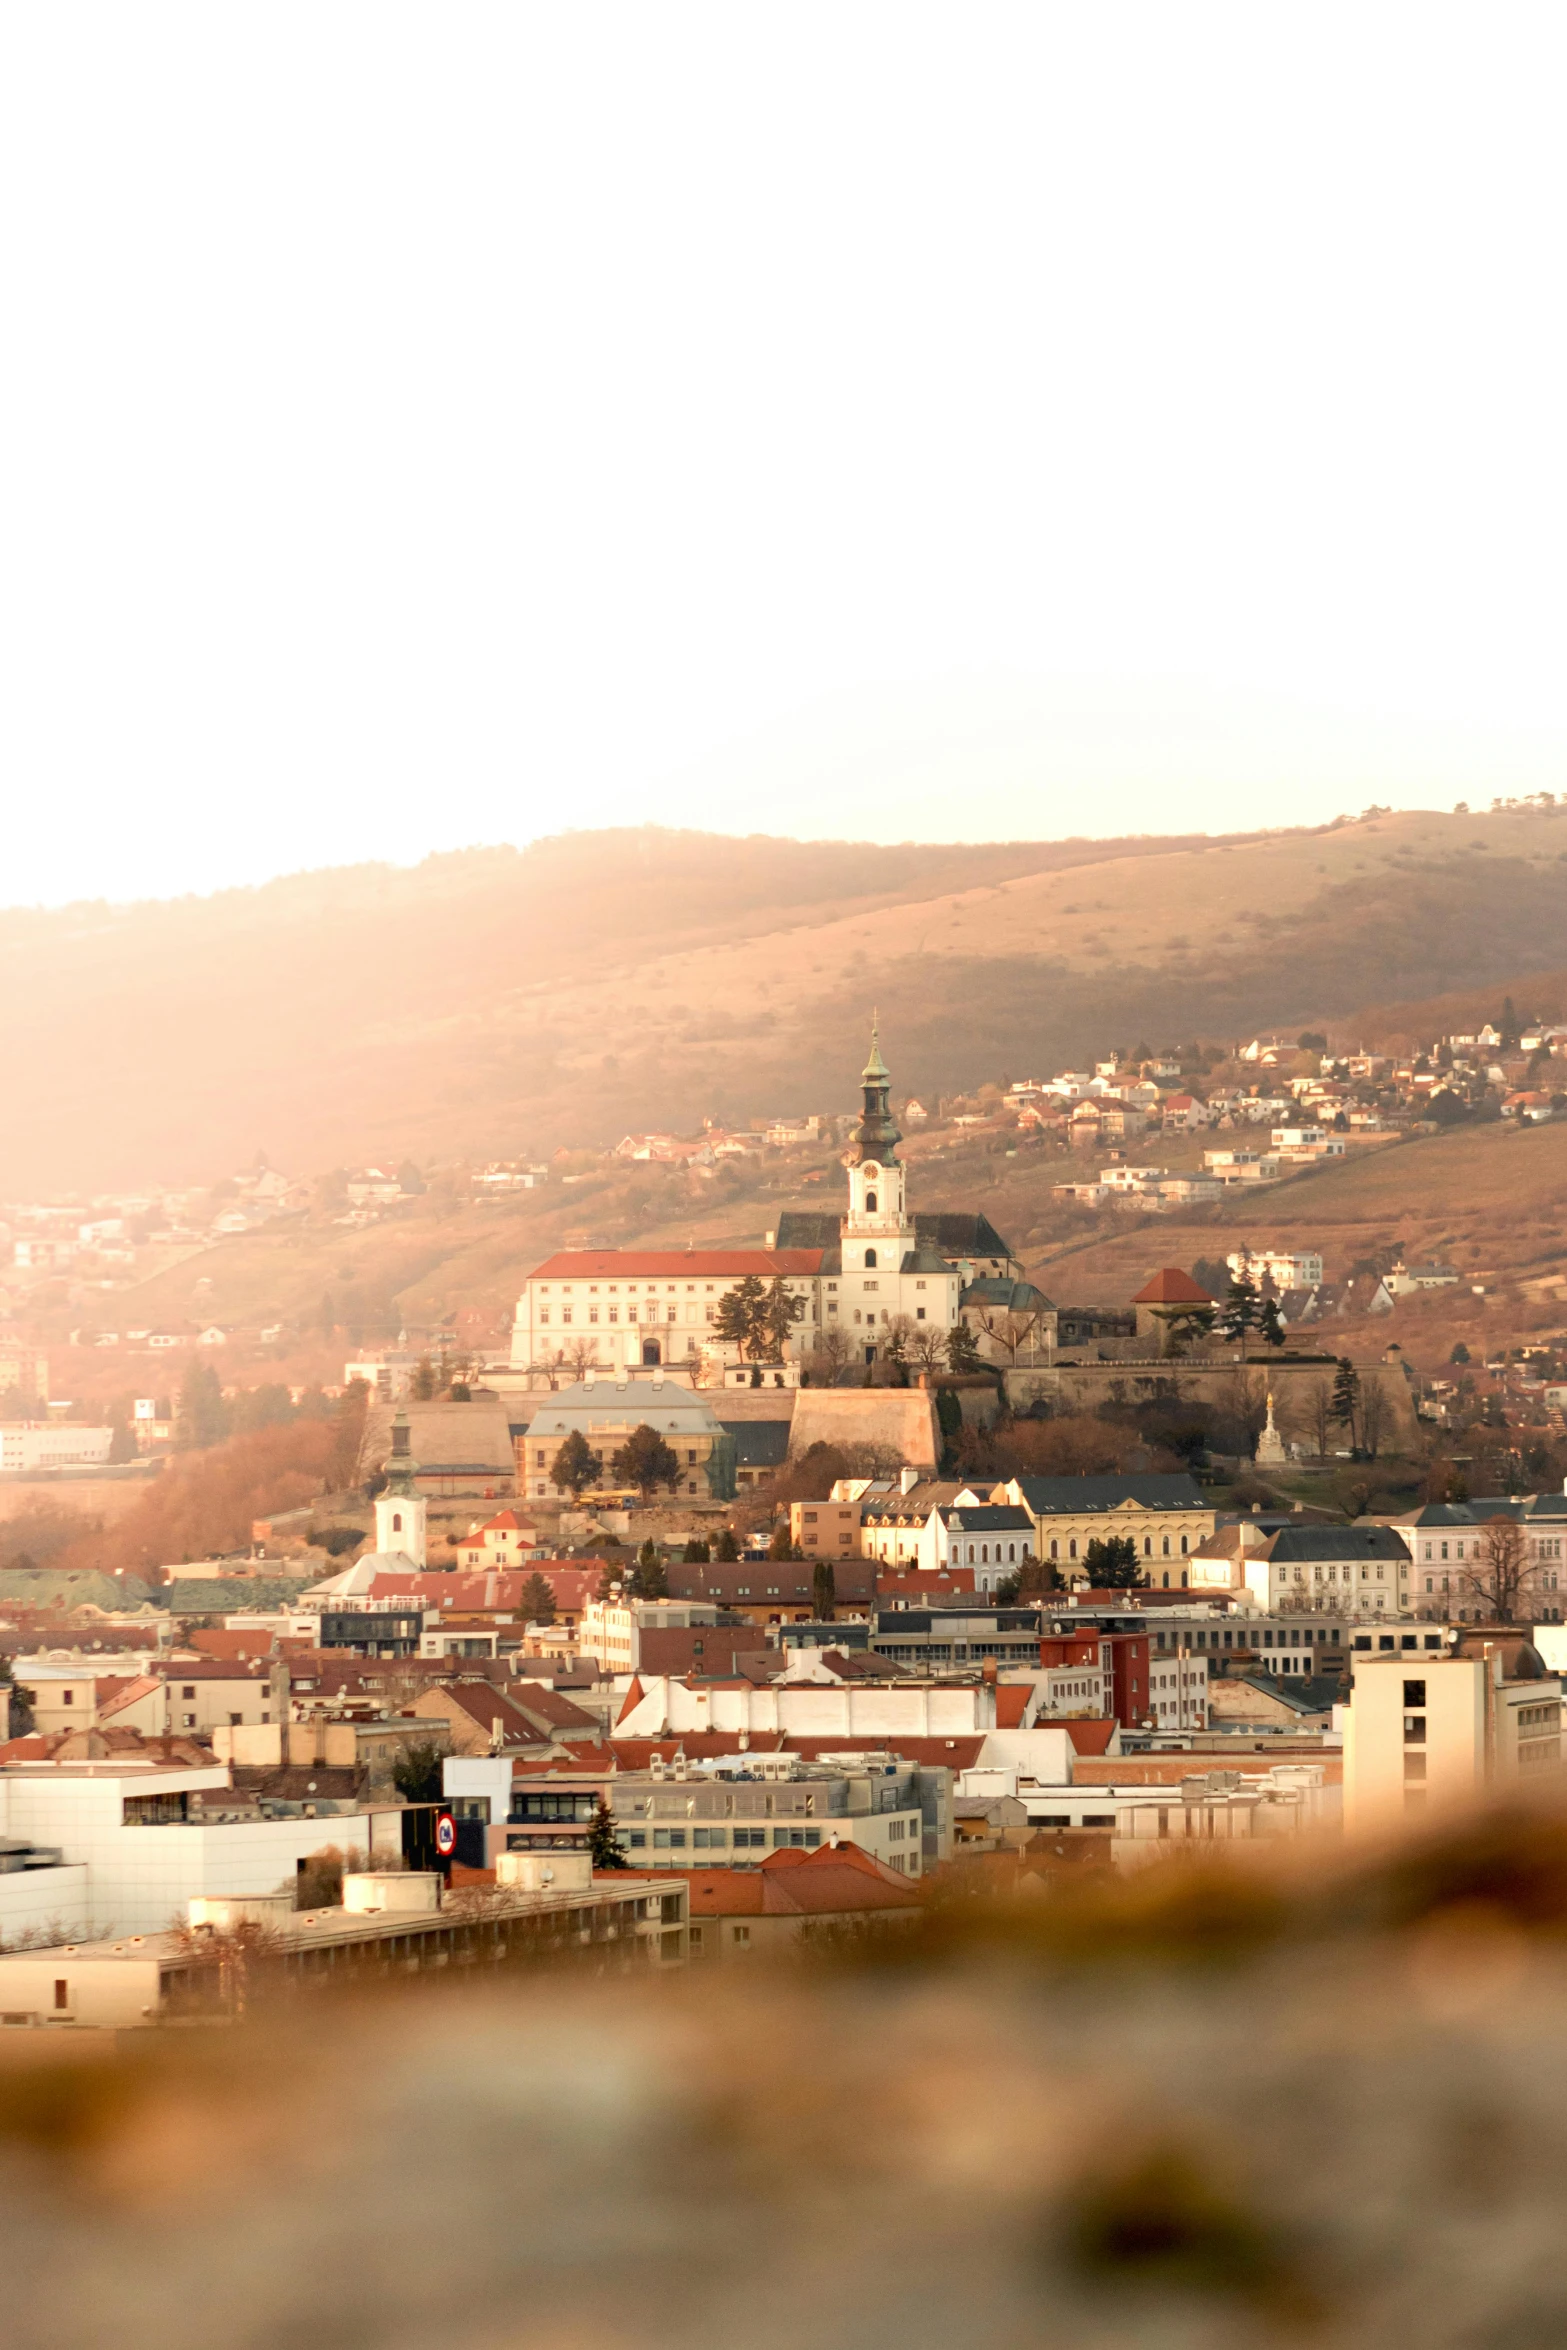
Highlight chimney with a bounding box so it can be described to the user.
[900,1466,919,1496]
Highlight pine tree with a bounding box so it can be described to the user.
[1330,1358,1362,1450]
[812,1559,836,1619]
[767,1519,795,1559]
[518,1571,557,1625]
[1500,995,1521,1050]
[1220,1274,1261,1357]
[610,1423,680,1501]
[714,1525,740,1562]
[411,1356,438,1402]
[715,1274,768,1359]
[762,1277,799,1361]
[630,1539,669,1599]
[1258,1297,1286,1348]
[682,1535,710,1563]
[944,1323,982,1373]
[1083,1534,1146,1589]
[550,1430,597,1499]
[588,1797,628,1871]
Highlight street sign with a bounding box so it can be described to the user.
[435,1812,457,1858]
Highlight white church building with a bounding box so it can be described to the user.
[508,1030,1018,1381]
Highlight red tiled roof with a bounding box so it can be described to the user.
[1132,1267,1214,1305]
[1062,1719,1118,1755]
[528,1249,824,1279]
[96,1675,162,1720]
[190,1629,278,1660]
[673,1843,921,1918]
[352,1566,605,1612]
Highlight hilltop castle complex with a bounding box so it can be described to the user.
[508,1029,1017,1380]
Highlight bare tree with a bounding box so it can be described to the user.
[1300,1376,1335,1461]
[562,1337,602,1382]
[970,1305,1049,1365]
[1461,1515,1533,1624]
[809,1326,852,1384]
[905,1322,949,1377]
[1359,1377,1391,1461]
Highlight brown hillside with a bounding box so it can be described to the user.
[6,803,1567,1193]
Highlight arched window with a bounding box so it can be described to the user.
[1069,1539,1078,1560]
[1162,1572,1169,1588]
[981,1544,989,1563]
[392,1513,403,1533]
[1050,1539,1059,1560]
[1162,1535,1170,1557]
[1008,1542,1016,1562]
[1143,1536,1152,1556]
[1180,1570,1188,1588]
[1180,1534,1188,1555]
[865,1191,878,1214]
[864,1248,877,1269]
[967,1545,975,1563]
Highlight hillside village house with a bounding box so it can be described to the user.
[509,1032,1017,1380]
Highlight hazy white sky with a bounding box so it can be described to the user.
[3,4,1565,905]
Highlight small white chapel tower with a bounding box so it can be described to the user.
[374,1406,428,1568]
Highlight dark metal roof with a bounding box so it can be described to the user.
[1011,1473,1207,1514]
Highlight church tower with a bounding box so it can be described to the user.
[841,1020,916,1274]
[374,1406,428,1568]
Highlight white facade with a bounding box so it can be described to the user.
[1344,1653,1563,1836]
[509,1032,968,1377]
[1227,1248,1325,1290]
[0,1423,114,1472]
[0,1767,408,1937]
[375,1482,427,1569]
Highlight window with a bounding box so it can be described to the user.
[182,1685,196,1699]
[863,1279,879,1293]
[53,1980,68,2011]
[732,1926,751,1945]
[1403,1680,1426,1707]
[539,1306,550,1326]
[865,1193,878,1214]
[561,1307,573,1325]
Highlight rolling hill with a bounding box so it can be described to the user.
[7,802,1567,1196]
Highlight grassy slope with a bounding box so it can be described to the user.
[11,804,1567,1194]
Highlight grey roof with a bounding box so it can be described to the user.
[0,1567,156,1610]
[960,1278,1055,1313]
[1265,1526,1409,1563]
[1231,1672,1340,1714]
[530,1377,723,1435]
[939,1506,1035,1533]
[1010,1473,1208,1515]
[775,1210,1015,1264]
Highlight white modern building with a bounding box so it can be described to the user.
[0,1764,412,1937]
[0,1422,115,1472]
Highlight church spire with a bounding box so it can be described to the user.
[848,1017,901,1165]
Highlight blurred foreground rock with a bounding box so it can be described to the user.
[5,1810,1567,2348]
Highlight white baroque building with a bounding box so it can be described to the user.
[509,1030,1018,1380]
